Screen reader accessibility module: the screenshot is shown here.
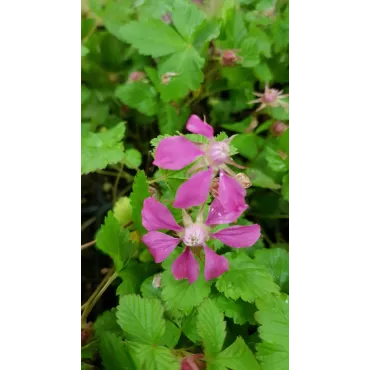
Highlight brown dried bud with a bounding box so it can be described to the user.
[277,150,288,160]
[152,274,162,288]
[210,178,219,198]
[221,49,241,66]
[181,354,206,370]
[81,323,93,346]
[148,186,159,199]
[235,173,252,189]
[161,72,179,85]
[271,121,288,136]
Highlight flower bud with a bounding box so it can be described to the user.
[221,49,241,66]
[181,354,205,370]
[235,172,252,188]
[129,71,145,82]
[161,12,172,24]
[271,121,288,136]
[113,197,132,226]
[81,323,93,346]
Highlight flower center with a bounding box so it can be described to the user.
[208,142,229,165]
[183,224,208,247]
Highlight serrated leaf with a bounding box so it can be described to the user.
[130,171,151,235]
[240,37,260,67]
[255,294,289,370]
[254,249,289,291]
[211,337,260,370]
[216,253,280,303]
[197,299,226,357]
[101,1,133,40]
[213,295,256,325]
[117,261,158,296]
[247,168,281,190]
[100,332,135,370]
[81,340,99,360]
[282,173,289,201]
[182,310,202,343]
[193,19,220,51]
[95,211,136,272]
[94,309,122,339]
[127,342,180,370]
[81,122,125,174]
[124,148,142,169]
[231,134,258,159]
[158,103,189,135]
[172,0,205,42]
[118,20,186,57]
[115,82,158,116]
[158,47,204,102]
[140,274,163,300]
[159,320,181,348]
[161,269,211,312]
[116,295,165,344]
[265,147,288,172]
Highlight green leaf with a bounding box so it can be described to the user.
[101,1,133,40]
[81,122,125,175]
[265,147,288,172]
[282,173,289,201]
[100,332,135,370]
[81,44,89,56]
[130,171,151,235]
[247,168,281,190]
[240,37,260,67]
[115,82,158,116]
[94,309,122,339]
[161,269,211,312]
[197,299,226,357]
[127,342,180,370]
[118,20,186,57]
[95,211,136,272]
[249,26,271,58]
[158,48,204,101]
[140,274,162,300]
[158,102,189,135]
[254,249,289,291]
[172,0,205,42]
[253,63,273,82]
[255,294,289,370]
[193,20,220,52]
[116,294,166,344]
[124,148,142,169]
[213,295,256,325]
[81,340,99,360]
[211,337,260,370]
[231,134,258,159]
[216,253,280,303]
[182,310,202,343]
[159,320,181,348]
[117,262,158,296]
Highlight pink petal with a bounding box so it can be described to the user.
[171,247,199,284]
[173,167,213,209]
[142,231,180,263]
[212,225,261,248]
[205,197,248,226]
[203,245,229,281]
[218,170,247,213]
[142,197,182,232]
[186,114,214,139]
[153,136,204,170]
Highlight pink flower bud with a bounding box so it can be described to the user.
[181,354,205,370]
[271,121,288,136]
[161,12,172,24]
[129,71,145,82]
[221,50,241,66]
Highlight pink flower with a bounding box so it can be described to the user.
[249,83,289,112]
[153,115,247,211]
[141,197,260,283]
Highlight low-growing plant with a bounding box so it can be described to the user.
[81,0,289,369]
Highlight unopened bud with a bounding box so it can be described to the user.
[161,72,179,85]
[129,71,145,82]
[277,150,288,160]
[148,185,159,199]
[152,274,162,288]
[161,12,172,24]
[271,121,288,136]
[221,49,241,66]
[81,323,93,346]
[181,354,205,370]
[113,197,132,226]
[235,173,252,188]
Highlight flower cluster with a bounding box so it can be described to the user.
[141,115,261,283]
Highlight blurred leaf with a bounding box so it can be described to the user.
[81,122,125,174]
[240,37,260,68]
[95,211,136,272]
[158,103,189,135]
[253,63,273,82]
[115,82,158,116]
[118,20,186,57]
[247,168,281,190]
[159,320,181,348]
[94,309,122,339]
[81,44,90,56]
[265,147,288,172]
[193,19,220,51]
[232,134,258,159]
[125,148,142,169]
[182,310,202,343]
[282,173,289,201]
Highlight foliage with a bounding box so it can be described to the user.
[81,0,289,369]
